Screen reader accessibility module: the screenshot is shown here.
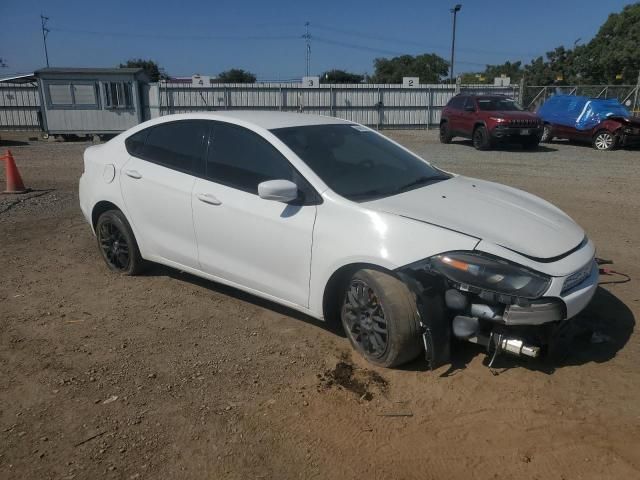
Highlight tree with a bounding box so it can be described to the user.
[459,61,523,84]
[371,54,449,83]
[321,69,364,83]
[119,59,164,82]
[217,69,256,83]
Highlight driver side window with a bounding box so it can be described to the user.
[206,122,295,194]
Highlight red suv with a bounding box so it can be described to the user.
[440,94,543,150]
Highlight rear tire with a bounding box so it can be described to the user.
[340,269,422,368]
[592,130,617,151]
[439,122,452,144]
[96,210,145,275]
[472,125,492,150]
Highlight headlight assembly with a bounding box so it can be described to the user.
[427,251,551,299]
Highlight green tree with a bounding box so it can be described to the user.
[371,54,449,83]
[119,59,164,82]
[217,69,256,83]
[321,69,364,83]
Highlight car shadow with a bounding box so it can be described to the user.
[452,139,558,153]
[142,266,634,376]
[145,263,346,337]
[438,287,635,376]
[0,139,30,147]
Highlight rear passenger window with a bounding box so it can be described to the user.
[125,129,148,156]
[130,121,208,175]
[206,123,295,194]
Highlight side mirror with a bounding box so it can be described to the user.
[258,179,299,203]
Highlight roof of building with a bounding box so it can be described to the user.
[155,111,353,130]
[0,73,37,84]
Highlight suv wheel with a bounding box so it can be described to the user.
[592,130,617,151]
[472,125,491,150]
[340,269,422,368]
[439,122,452,144]
[541,124,553,143]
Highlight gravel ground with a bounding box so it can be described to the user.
[0,130,639,480]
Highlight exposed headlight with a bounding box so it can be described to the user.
[427,252,551,299]
[489,116,506,123]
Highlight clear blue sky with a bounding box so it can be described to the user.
[0,0,635,80]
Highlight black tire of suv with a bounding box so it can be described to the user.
[439,122,453,144]
[541,124,553,143]
[96,210,146,276]
[340,269,423,368]
[592,129,617,151]
[472,125,491,150]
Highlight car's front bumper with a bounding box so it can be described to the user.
[491,125,543,139]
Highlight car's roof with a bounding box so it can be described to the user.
[154,111,353,130]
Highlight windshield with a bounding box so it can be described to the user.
[476,98,524,111]
[271,124,450,201]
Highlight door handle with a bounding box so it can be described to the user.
[197,193,222,206]
[124,169,142,179]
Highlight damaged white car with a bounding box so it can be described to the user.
[79,112,598,368]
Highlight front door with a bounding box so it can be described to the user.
[192,121,317,307]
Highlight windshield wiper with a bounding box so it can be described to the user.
[393,175,448,194]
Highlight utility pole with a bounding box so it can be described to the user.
[303,21,311,77]
[634,69,640,114]
[40,14,50,68]
[449,4,461,83]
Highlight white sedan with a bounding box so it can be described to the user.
[79,112,598,368]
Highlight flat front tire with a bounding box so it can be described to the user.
[340,269,422,368]
[96,210,145,275]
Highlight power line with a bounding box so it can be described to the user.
[49,27,299,41]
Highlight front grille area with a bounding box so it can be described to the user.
[508,119,541,128]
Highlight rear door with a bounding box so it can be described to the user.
[120,120,208,269]
[446,96,465,134]
[192,121,317,307]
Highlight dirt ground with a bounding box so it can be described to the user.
[1,131,639,480]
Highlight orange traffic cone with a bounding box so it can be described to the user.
[1,150,29,194]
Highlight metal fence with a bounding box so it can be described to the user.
[157,82,521,128]
[0,82,42,130]
[4,80,639,132]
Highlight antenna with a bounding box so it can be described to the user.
[41,14,50,67]
[303,21,311,76]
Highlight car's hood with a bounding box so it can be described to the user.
[365,176,584,260]
[489,111,540,120]
[610,115,640,127]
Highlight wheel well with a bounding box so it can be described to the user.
[473,122,486,132]
[322,262,395,330]
[440,119,448,125]
[91,201,121,229]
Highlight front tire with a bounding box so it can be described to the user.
[340,269,422,368]
[592,130,617,151]
[541,124,553,143]
[472,125,492,150]
[96,210,145,275]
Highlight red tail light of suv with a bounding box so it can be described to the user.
[440,94,543,150]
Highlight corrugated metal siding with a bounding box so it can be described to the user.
[0,83,41,130]
[158,82,520,128]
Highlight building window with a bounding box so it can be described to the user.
[47,82,98,107]
[104,82,133,109]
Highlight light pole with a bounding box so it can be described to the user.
[40,14,50,68]
[449,4,461,83]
